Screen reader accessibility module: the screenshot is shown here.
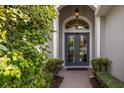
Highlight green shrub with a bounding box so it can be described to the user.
[0,5,56,88]
[44,58,64,76]
[91,57,110,72]
[22,70,53,88]
[96,72,124,88]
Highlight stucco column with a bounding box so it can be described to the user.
[53,15,59,58]
[95,16,101,57]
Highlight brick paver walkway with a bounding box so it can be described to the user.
[59,69,92,88]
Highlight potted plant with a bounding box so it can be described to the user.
[90,57,111,87]
[91,57,111,72]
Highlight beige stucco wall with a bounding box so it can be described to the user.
[100,16,105,56]
[101,6,124,81]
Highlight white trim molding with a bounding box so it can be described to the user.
[62,16,93,68]
[95,16,101,57]
[57,5,96,11]
[53,16,59,58]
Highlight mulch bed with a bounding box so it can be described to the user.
[89,77,100,88]
[51,76,64,88]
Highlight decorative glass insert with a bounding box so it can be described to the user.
[79,35,87,62]
[67,35,75,63]
[65,19,89,30]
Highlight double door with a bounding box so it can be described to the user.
[65,33,89,66]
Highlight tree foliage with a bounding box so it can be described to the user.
[0,5,56,87]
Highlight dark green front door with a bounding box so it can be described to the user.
[65,33,89,66]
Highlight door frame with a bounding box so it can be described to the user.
[62,16,92,68]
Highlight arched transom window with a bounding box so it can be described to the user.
[65,19,89,30]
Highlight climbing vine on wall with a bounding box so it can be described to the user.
[0,5,56,87]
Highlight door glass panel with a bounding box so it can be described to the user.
[67,35,75,63]
[80,35,87,62]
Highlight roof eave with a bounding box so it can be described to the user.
[95,5,113,16]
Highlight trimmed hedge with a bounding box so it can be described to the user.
[44,58,64,76]
[96,72,124,88]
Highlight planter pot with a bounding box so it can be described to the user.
[101,65,108,72]
[89,69,100,88]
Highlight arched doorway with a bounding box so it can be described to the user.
[54,5,95,68]
[62,16,92,68]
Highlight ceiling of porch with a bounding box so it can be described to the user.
[57,5,97,11]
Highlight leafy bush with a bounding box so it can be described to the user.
[44,58,64,76]
[96,72,124,88]
[22,70,53,88]
[0,5,56,87]
[91,57,110,72]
